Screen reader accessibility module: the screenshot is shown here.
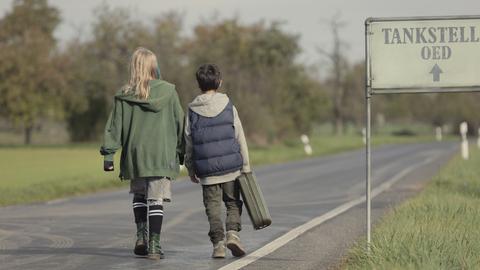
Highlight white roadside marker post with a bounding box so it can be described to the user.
[460,122,469,160]
[435,126,442,142]
[300,134,313,156]
[477,128,480,149]
[362,127,367,145]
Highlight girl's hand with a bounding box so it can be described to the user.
[190,175,200,184]
[104,161,114,171]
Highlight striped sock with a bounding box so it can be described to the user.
[148,203,164,234]
[133,195,148,223]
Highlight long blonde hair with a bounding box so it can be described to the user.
[123,47,159,99]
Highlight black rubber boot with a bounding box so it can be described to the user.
[134,222,148,256]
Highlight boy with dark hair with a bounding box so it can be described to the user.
[185,63,251,258]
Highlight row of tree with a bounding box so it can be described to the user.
[0,0,479,145]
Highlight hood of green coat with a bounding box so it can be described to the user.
[115,80,174,112]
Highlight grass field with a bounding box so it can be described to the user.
[0,134,435,206]
[0,147,123,206]
[344,147,480,270]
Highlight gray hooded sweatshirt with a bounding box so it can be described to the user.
[184,92,251,185]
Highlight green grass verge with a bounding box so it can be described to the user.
[0,135,434,206]
[344,147,480,270]
[0,147,126,206]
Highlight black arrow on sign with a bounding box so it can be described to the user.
[429,64,443,82]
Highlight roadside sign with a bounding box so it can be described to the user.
[366,16,480,94]
[364,15,480,249]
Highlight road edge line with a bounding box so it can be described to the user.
[218,154,439,270]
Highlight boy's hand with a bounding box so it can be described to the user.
[104,161,114,171]
[190,175,200,184]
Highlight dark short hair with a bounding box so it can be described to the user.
[196,64,221,91]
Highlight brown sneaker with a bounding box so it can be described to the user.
[226,230,246,257]
[212,240,226,259]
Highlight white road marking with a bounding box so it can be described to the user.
[45,198,69,205]
[219,154,440,270]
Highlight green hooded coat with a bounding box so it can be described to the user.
[100,80,185,180]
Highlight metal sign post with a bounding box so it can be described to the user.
[364,15,480,249]
[365,91,371,247]
[365,21,373,248]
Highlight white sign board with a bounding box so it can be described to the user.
[366,16,480,93]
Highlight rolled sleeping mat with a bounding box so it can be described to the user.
[237,172,272,230]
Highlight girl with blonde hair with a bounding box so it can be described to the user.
[100,47,184,260]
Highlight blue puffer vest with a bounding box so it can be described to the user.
[189,101,243,178]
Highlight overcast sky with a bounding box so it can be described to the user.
[1,0,479,64]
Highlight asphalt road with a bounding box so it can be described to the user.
[0,142,457,270]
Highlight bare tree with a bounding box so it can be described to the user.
[318,14,349,135]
